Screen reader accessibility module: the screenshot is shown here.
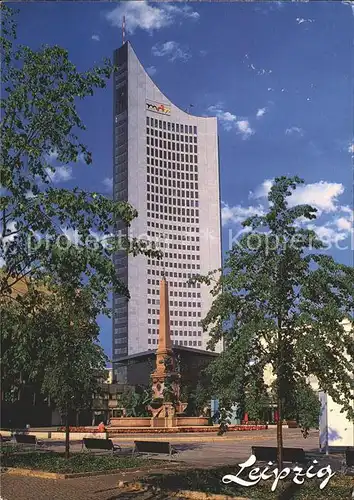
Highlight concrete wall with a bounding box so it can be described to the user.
[319,391,354,448]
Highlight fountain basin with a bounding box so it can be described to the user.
[109,416,209,428]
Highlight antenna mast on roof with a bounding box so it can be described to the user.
[122,16,126,46]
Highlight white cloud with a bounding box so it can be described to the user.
[225,179,352,244]
[306,205,353,243]
[45,149,85,165]
[340,205,353,215]
[152,41,191,62]
[342,1,354,16]
[5,221,17,237]
[146,65,157,76]
[208,104,254,138]
[25,190,36,199]
[46,149,58,164]
[200,50,208,57]
[288,181,344,213]
[285,126,304,136]
[348,143,354,154]
[208,104,237,131]
[105,1,199,34]
[45,166,73,183]
[296,17,314,24]
[1,221,17,248]
[61,227,81,245]
[249,179,274,199]
[221,202,265,226]
[236,120,255,140]
[256,107,266,118]
[335,216,352,231]
[334,206,353,234]
[91,34,100,42]
[102,177,113,193]
[250,179,346,215]
[306,224,348,244]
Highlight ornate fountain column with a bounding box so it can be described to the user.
[149,275,187,427]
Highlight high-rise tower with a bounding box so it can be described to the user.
[112,42,222,377]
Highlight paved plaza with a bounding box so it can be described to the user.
[1,428,344,500]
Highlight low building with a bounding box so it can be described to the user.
[114,345,218,392]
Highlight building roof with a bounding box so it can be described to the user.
[112,345,218,364]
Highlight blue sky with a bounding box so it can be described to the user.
[12,1,353,357]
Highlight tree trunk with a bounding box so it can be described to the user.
[65,411,70,459]
[276,323,284,471]
[276,397,283,471]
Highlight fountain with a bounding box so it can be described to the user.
[109,276,209,431]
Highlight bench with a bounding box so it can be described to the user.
[0,434,12,443]
[346,448,354,467]
[252,446,306,463]
[343,447,354,476]
[82,438,121,455]
[14,434,44,450]
[133,440,176,459]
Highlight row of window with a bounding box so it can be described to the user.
[114,152,127,164]
[149,332,201,338]
[114,337,127,345]
[147,148,198,164]
[146,179,199,192]
[147,197,199,210]
[149,256,200,264]
[148,312,201,322]
[147,290,201,299]
[148,240,200,252]
[147,129,197,144]
[148,302,201,314]
[147,183,198,198]
[147,178,199,191]
[148,266,200,274]
[146,223,200,240]
[115,70,127,83]
[147,239,200,250]
[147,198,199,210]
[147,167,198,180]
[149,321,201,329]
[147,213,199,224]
[147,203,199,218]
[147,276,201,287]
[146,118,197,135]
[114,347,127,355]
[147,158,198,172]
[147,200,198,212]
[147,137,198,154]
[148,339,202,347]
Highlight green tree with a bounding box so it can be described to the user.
[119,386,151,417]
[0,5,160,450]
[1,283,107,458]
[192,176,354,468]
[119,387,138,417]
[270,378,321,436]
[0,4,158,307]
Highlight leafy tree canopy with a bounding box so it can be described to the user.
[0,4,159,311]
[192,176,354,461]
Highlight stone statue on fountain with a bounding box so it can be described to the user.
[148,275,188,425]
